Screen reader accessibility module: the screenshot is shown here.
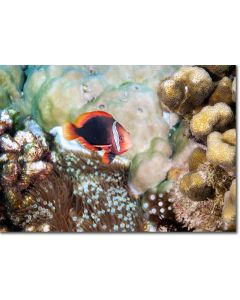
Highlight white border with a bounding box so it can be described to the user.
[0,1,239,299]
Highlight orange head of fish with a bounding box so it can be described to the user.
[113,122,132,155]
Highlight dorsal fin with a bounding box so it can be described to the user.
[74,111,113,128]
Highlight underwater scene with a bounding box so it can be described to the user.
[0,65,236,233]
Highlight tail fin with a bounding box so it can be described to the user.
[63,122,78,140]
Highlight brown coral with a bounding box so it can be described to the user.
[222,128,236,145]
[222,179,236,231]
[199,65,232,79]
[188,147,207,171]
[232,77,236,102]
[190,102,234,139]
[209,77,233,105]
[179,171,214,201]
[206,131,236,169]
[0,109,53,213]
[158,66,213,115]
[173,162,233,231]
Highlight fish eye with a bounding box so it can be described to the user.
[119,136,123,141]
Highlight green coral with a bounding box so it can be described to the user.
[77,83,169,159]
[0,66,24,108]
[22,65,179,132]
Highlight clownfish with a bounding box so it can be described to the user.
[63,111,132,164]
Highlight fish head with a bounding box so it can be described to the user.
[112,122,132,154]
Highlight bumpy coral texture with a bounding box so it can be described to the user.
[209,76,234,105]
[206,131,236,169]
[174,161,233,231]
[158,66,213,115]
[0,109,53,227]
[222,179,236,231]
[199,65,232,79]
[190,103,234,139]
[23,65,178,131]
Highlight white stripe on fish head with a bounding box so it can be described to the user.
[112,121,121,152]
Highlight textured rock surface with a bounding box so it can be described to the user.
[158,66,213,115]
[190,103,234,139]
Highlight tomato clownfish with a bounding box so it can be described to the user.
[63,111,132,164]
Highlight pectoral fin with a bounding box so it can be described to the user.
[102,151,116,165]
[95,144,112,152]
[77,137,98,152]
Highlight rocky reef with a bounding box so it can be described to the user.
[0,65,237,233]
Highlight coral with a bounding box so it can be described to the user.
[173,162,233,231]
[75,83,170,160]
[0,66,24,108]
[0,200,7,224]
[0,65,236,233]
[141,180,186,232]
[222,128,236,145]
[156,65,237,232]
[206,131,236,169]
[222,179,236,231]
[190,102,234,139]
[179,171,214,201]
[0,109,53,213]
[23,65,178,132]
[188,147,206,171]
[168,121,199,167]
[209,77,234,105]
[199,65,232,79]
[232,77,236,102]
[158,66,213,115]
[129,137,172,194]
[0,109,15,134]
